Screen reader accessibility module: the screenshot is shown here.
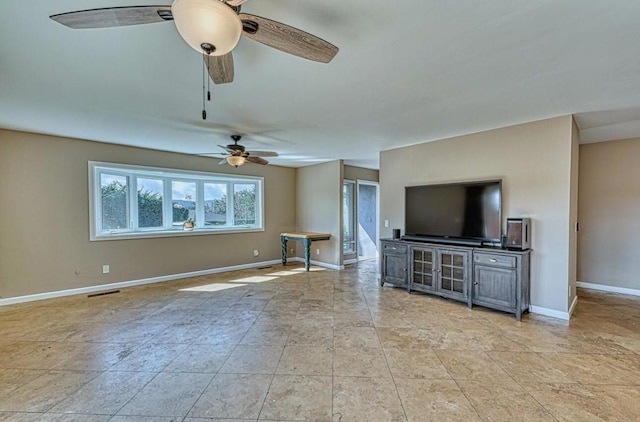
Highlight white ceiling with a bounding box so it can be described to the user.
[2,1,640,169]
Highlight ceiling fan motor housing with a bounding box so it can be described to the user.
[228,134,245,152]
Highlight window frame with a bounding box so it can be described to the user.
[89,161,264,241]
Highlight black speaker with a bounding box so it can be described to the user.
[506,218,531,250]
[392,229,401,239]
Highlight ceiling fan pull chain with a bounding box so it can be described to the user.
[207,54,211,101]
[201,50,207,120]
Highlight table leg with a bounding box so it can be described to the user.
[281,236,288,266]
[304,239,311,271]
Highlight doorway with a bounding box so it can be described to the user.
[357,180,379,261]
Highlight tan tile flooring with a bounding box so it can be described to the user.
[2,260,640,421]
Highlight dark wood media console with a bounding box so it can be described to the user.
[380,239,531,320]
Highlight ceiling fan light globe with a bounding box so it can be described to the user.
[172,0,242,56]
[227,155,246,167]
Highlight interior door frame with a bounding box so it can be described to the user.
[343,179,357,258]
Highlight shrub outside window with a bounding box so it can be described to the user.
[89,162,264,240]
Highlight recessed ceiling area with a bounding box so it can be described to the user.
[2,0,640,169]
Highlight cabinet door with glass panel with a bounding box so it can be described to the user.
[409,246,437,293]
[436,249,471,304]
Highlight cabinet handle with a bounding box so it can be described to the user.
[489,258,498,263]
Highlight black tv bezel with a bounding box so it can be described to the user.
[404,179,503,244]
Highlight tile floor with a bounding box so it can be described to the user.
[1,260,640,421]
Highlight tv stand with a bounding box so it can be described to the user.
[380,239,531,320]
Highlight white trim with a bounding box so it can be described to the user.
[568,295,578,317]
[0,259,282,307]
[529,305,571,320]
[291,257,344,271]
[343,258,358,265]
[89,227,265,242]
[89,161,264,241]
[343,179,357,257]
[577,281,640,297]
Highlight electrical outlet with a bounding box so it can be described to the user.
[290,248,294,254]
[384,219,389,228]
[102,265,110,274]
[253,249,259,257]
[316,248,320,255]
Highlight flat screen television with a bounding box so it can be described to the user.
[404,180,502,245]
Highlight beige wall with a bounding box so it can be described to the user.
[578,137,640,290]
[380,116,575,313]
[344,165,379,182]
[295,161,343,266]
[0,129,296,299]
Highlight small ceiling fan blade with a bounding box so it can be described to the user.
[218,144,233,153]
[226,0,251,6]
[246,156,269,165]
[50,6,173,29]
[247,151,279,157]
[205,52,234,84]
[239,14,338,63]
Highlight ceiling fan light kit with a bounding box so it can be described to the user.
[172,0,242,56]
[226,155,246,167]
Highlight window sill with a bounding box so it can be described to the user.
[90,227,264,241]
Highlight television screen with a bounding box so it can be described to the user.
[405,180,501,242]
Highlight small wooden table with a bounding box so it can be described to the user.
[281,232,331,271]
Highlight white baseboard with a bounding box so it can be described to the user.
[576,281,640,297]
[529,305,571,320]
[0,259,283,307]
[290,257,344,271]
[343,258,358,265]
[530,295,577,320]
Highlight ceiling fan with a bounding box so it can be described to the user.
[204,134,278,167]
[49,0,339,85]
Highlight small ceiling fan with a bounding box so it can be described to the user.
[49,0,339,85]
[203,134,278,167]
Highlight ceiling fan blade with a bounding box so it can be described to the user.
[239,14,338,63]
[226,0,251,6]
[218,158,229,165]
[205,52,234,84]
[218,144,233,153]
[246,156,269,165]
[50,6,173,29]
[247,151,278,157]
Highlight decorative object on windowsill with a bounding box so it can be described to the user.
[197,134,278,167]
[183,218,195,231]
[48,0,339,120]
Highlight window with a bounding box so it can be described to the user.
[90,162,264,240]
